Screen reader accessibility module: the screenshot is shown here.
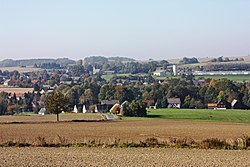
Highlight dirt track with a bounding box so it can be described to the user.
[1,147,249,167]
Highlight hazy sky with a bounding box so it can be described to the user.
[0,0,250,60]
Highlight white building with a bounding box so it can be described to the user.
[173,65,178,76]
[153,70,171,77]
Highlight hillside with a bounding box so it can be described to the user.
[0,58,76,67]
[84,56,136,64]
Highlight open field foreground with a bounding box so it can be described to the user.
[0,113,104,123]
[0,119,250,145]
[1,147,250,167]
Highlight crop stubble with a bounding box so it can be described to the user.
[0,147,249,167]
[0,119,250,143]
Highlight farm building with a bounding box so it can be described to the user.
[167,98,181,108]
[98,100,120,112]
[217,100,232,109]
[207,100,231,109]
[231,99,248,109]
[153,70,171,77]
[207,103,217,109]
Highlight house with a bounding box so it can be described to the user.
[231,99,246,109]
[153,70,171,77]
[101,100,119,105]
[217,100,231,109]
[93,67,101,75]
[207,103,217,109]
[60,81,72,85]
[143,100,155,109]
[167,98,181,108]
[3,79,10,86]
[100,100,120,112]
[208,100,232,110]
[38,108,46,115]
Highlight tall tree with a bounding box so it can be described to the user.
[46,91,69,121]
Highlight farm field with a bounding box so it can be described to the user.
[0,66,41,73]
[1,109,250,144]
[1,147,249,167]
[196,74,250,82]
[124,108,250,123]
[102,73,250,82]
[0,87,34,94]
[101,73,154,81]
[0,118,250,144]
[168,55,250,64]
[0,113,104,123]
[101,73,132,81]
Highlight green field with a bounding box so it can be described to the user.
[102,73,250,82]
[101,74,131,81]
[123,108,250,123]
[197,75,250,82]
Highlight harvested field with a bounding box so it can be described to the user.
[0,147,249,167]
[0,67,41,73]
[0,119,250,144]
[0,113,104,123]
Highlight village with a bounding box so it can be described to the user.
[0,57,249,117]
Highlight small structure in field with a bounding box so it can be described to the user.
[38,108,46,115]
[167,98,181,108]
[82,105,87,113]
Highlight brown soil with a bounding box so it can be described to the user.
[0,114,103,123]
[0,119,249,143]
[0,147,249,167]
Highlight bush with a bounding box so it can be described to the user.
[123,100,147,117]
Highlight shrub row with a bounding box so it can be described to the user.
[1,135,250,150]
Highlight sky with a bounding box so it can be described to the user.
[0,0,250,61]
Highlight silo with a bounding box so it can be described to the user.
[173,65,177,76]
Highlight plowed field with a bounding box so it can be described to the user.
[1,147,249,167]
[1,119,250,143]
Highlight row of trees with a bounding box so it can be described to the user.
[45,76,250,114]
[1,75,250,118]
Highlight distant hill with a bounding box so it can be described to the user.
[168,55,250,64]
[108,56,136,62]
[0,58,76,67]
[84,56,136,64]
